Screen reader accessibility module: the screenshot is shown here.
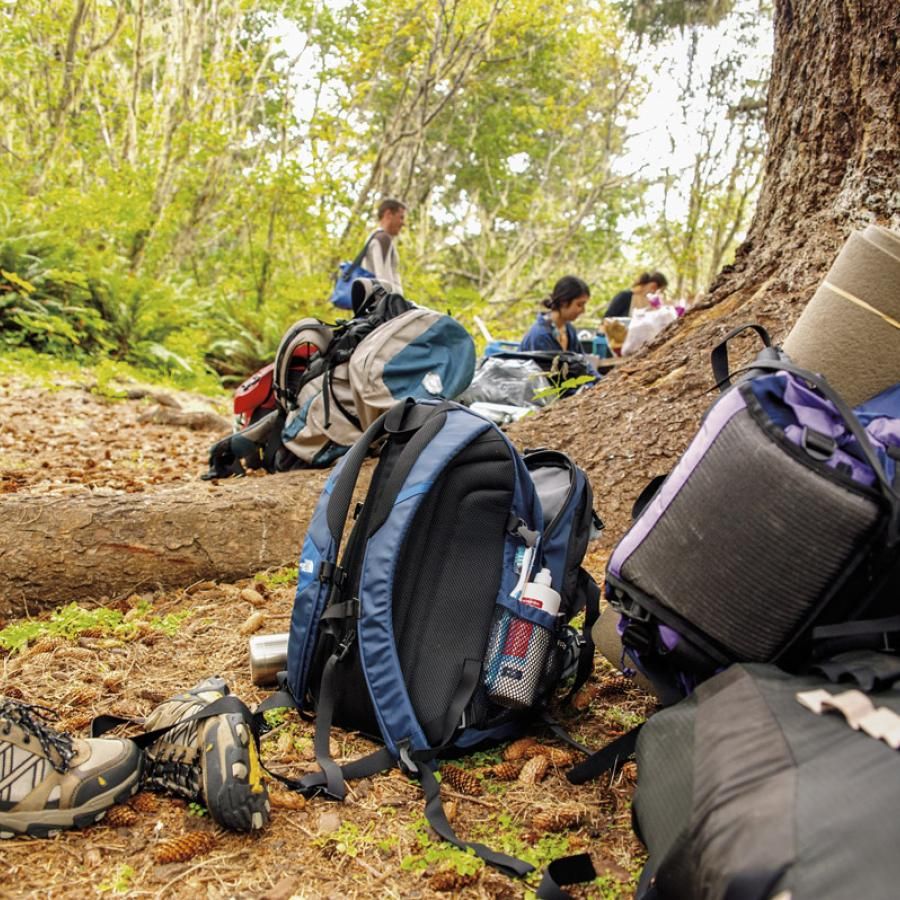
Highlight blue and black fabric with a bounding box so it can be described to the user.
[256,397,601,885]
[329,233,378,310]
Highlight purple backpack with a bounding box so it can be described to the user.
[605,324,900,704]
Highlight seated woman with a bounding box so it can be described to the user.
[605,271,668,318]
[520,275,591,353]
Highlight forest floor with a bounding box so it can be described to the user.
[0,372,655,900]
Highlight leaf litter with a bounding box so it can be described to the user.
[0,375,655,898]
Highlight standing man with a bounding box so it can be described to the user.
[363,198,407,292]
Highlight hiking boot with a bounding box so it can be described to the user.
[143,677,269,832]
[0,698,142,838]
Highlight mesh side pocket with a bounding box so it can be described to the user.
[483,607,555,709]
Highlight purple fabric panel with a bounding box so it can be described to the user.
[608,387,747,578]
[779,374,900,487]
[868,416,900,448]
[783,423,874,485]
[658,625,680,651]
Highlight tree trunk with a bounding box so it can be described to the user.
[510,0,900,565]
[0,470,340,617]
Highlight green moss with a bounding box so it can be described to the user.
[0,601,191,654]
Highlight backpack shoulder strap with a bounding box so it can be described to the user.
[339,231,379,284]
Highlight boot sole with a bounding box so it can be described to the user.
[201,714,270,832]
[0,757,143,839]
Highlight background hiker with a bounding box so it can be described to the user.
[519,275,592,354]
[606,271,668,318]
[363,198,407,292]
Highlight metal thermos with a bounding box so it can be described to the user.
[249,632,289,686]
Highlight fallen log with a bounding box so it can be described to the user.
[0,469,342,617]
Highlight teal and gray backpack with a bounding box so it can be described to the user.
[206,281,476,477]
[259,397,602,881]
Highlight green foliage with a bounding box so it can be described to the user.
[315,821,380,859]
[532,374,598,404]
[188,802,209,818]
[620,0,736,37]
[604,704,646,731]
[400,818,484,877]
[258,566,300,589]
[0,0,767,383]
[98,864,135,894]
[0,602,191,654]
[262,707,292,729]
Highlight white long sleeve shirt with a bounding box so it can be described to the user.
[362,229,402,293]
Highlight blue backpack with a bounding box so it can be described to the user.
[260,397,602,879]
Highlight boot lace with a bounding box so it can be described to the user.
[0,698,76,773]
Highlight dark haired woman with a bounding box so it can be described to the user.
[605,271,668,318]
[519,275,591,353]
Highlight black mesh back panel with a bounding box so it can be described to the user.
[326,428,515,742]
[392,429,514,744]
[633,697,696,867]
[621,407,881,661]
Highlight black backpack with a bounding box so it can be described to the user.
[633,652,900,899]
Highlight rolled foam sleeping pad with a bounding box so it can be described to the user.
[783,225,900,407]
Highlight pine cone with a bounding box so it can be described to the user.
[532,807,586,832]
[129,792,160,814]
[67,686,99,707]
[138,627,165,646]
[269,790,306,811]
[102,675,124,692]
[275,730,297,758]
[154,832,217,864]
[59,713,93,733]
[570,685,594,711]
[104,805,139,828]
[596,675,633,697]
[485,761,524,781]
[526,745,574,767]
[503,737,538,761]
[440,765,483,796]
[429,869,479,891]
[1,686,25,699]
[78,626,108,639]
[239,612,265,636]
[518,755,550,785]
[28,637,68,655]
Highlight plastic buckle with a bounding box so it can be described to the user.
[621,621,653,654]
[334,631,356,661]
[607,590,651,623]
[801,426,837,462]
[318,561,346,587]
[397,741,419,777]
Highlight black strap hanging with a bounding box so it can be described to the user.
[566,725,643,785]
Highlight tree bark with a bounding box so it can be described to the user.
[510,0,900,566]
[0,470,340,617]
